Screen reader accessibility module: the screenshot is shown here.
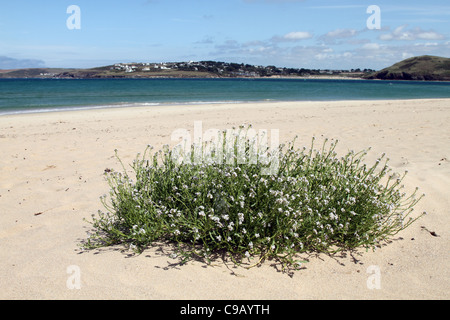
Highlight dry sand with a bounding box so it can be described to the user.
[0,99,449,300]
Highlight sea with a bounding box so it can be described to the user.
[0,78,449,116]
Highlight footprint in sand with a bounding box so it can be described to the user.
[43,165,57,171]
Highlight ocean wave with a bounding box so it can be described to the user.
[0,100,261,116]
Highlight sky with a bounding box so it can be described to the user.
[0,0,449,70]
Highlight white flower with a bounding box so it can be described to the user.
[245,251,250,258]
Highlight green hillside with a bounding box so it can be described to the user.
[365,55,450,81]
[0,61,370,79]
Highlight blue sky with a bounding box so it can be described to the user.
[0,0,449,70]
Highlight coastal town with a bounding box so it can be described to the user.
[2,56,447,80]
[0,60,373,79]
[105,60,372,78]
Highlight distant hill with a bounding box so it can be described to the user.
[0,61,370,79]
[2,57,448,80]
[365,55,450,81]
[0,68,77,78]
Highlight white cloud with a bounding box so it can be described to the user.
[244,0,305,3]
[314,53,329,60]
[326,29,358,38]
[0,56,46,69]
[402,52,414,60]
[271,31,313,43]
[308,5,365,9]
[318,28,359,44]
[209,23,449,71]
[416,31,445,40]
[379,25,445,41]
[362,43,381,50]
[415,42,438,47]
[343,52,353,58]
[283,31,313,40]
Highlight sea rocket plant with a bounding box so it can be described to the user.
[84,125,425,270]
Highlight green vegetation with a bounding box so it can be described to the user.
[365,55,450,81]
[83,126,425,270]
[2,55,448,80]
[0,61,372,79]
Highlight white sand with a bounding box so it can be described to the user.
[0,99,449,299]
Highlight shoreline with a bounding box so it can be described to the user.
[2,96,450,117]
[2,75,450,81]
[1,99,449,299]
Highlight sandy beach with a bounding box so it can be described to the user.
[0,98,449,300]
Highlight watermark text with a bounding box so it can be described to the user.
[366,5,381,30]
[66,5,81,30]
[66,265,81,289]
[366,265,381,290]
[171,121,280,175]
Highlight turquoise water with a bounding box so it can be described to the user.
[0,78,449,115]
